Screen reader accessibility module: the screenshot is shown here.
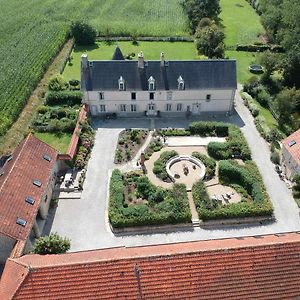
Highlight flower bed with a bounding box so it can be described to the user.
[114,129,148,164]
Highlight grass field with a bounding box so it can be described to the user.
[220,0,265,46]
[63,41,199,80]
[34,132,72,154]
[0,0,187,141]
[226,51,262,83]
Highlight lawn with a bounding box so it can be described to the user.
[63,41,199,80]
[252,100,278,128]
[226,50,262,84]
[34,132,72,154]
[220,0,265,47]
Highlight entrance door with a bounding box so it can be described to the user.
[192,103,201,114]
[147,103,156,116]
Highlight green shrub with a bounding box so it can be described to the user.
[270,150,280,164]
[71,21,97,45]
[192,152,216,179]
[153,150,178,181]
[189,121,228,137]
[37,105,49,114]
[48,74,69,91]
[45,91,83,106]
[160,129,191,136]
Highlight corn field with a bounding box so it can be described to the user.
[0,0,187,136]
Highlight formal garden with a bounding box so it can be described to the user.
[109,121,273,229]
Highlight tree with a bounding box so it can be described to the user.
[181,0,221,32]
[32,233,71,255]
[71,21,97,45]
[195,24,225,58]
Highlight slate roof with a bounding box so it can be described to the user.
[282,128,300,163]
[83,59,237,91]
[0,134,57,241]
[1,232,300,299]
[112,45,125,60]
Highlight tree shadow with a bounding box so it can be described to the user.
[73,43,100,53]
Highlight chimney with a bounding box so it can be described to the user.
[138,51,144,69]
[160,52,165,67]
[81,53,88,69]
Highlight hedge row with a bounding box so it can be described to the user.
[191,152,216,179]
[109,170,191,228]
[189,121,228,137]
[45,91,83,106]
[207,125,251,160]
[236,44,284,53]
[159,129,191,136]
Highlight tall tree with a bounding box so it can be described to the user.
[181,0,221,32]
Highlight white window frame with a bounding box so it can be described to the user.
[166,104,172,111]
[131,104,137,112]
[99,105,106,112]
[178,81,184,90]
[177,103,183,111]
[148,103,155,111]
[120,104,126,112]
[206,94,211,102]
[119,82,125,91]
[149,92,155,100]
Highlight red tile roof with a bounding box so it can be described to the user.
[282,128,300,163]
[1,232,300,299]
[0,134,58,241]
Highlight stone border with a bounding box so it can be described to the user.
[166,155,206,182]
[199,215,276,228]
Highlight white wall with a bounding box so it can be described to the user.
[281,145,300,179]
[83,89,235,116]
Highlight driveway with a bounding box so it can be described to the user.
[50,101,300,252]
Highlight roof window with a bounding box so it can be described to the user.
[177,76,185,90]
[25,196,35,205]
[43,154,52,162]
[288,140,296,147]
[148,76,155,91]
[118,76,125,91]
[16,218,27,227]
[33,179,42,187]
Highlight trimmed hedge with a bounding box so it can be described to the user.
[189,121,228,137]
[159,129,191,136]
[45,91,83,106]
[207,125,251,160]
[192,160,273,220]
[109,170,191,228]
[191,152,216,179]
[153,150,178,181]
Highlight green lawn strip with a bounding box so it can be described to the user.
[226,50,262,84]
[220,0,264,47]
[34,132,72,154]
[63,41,198,80]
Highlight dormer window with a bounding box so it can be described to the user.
[118,76,125,91]
[177,76,184,90]
[148,76,155,91]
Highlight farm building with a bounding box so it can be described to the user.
[281,129,300,179]
[0,134,58,265]
[1,232,300,299]
[81,47,237,117]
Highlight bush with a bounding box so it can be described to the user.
[192,152,216,179]
[45,91,83,106]
[48,74,68,91]
[270,150,280,164]
[37,105,49,114]
[236,44,284,53]
[31,232,70,254]
[160,129,191,136]
[256,89,271,107]
[71,21,97,45]
[153,151,178,181]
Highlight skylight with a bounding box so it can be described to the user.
[43,154,52,162]
[25,196,35,205]
[33,179,42,187]
[288,140,296,147]
[16,218,27,227]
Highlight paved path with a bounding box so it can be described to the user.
[50,104,300,252]
[167,136,226,147]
